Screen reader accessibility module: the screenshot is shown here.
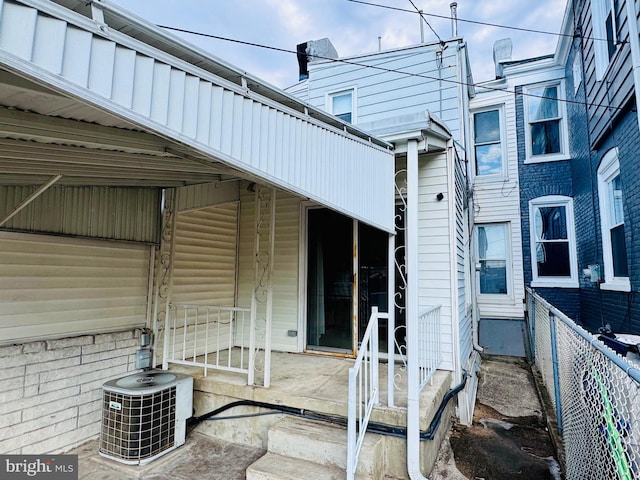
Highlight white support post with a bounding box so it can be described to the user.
[388,231,396,407]
[160,189,178,371]
[405,139,429,480]
[248,188,260,386]
[263,188,276,388]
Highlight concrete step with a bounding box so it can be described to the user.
[246,453,344,480]
[265,416,384,479]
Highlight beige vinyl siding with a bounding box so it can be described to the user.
[0,232,150,344]
[471,92,525,320]
[176,181,240,212]
[165,203,239,358]
[237,188,301,353]
[418,152,454,372]
[172,204,238,306]
[0,185,160,243]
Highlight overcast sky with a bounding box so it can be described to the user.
[109,0,568,90]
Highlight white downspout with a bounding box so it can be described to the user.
[457,41,483,355]
[447,142,462,388]
[406,139,429,480]
[626,0,640,131]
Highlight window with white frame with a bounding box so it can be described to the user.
[591,0,619,80]
[477,223,509,295]
[525,83,567,161]
[529,196,578,287]
[598,148,630,291]
[328,89,355,123]
[473,108,504,178]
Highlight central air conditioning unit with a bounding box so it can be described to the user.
[99,370,193,465]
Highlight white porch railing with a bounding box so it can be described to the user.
[347,306,384,480]
[418,305,442,389]
[162,303,256,381]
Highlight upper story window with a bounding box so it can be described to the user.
[592,0,620,79]
[472,108,505,178]
[529,196,578,288]
[597,148,630,291]
[328,89,355,123]
[524,82,568,163]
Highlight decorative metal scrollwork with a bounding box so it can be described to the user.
[393,168,408,391]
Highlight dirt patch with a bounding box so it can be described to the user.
[449,402,560,480]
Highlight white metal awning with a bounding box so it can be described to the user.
[0,0,395,232]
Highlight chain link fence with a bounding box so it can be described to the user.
[526,288,640,480]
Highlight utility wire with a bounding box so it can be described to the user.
[347,0,619,43]
[405,0,443,44]
[157,24,626,113]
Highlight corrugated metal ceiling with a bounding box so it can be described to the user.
[0,69,237,187]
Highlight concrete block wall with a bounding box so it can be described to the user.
[0,329,141,454]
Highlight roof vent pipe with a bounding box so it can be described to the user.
[450,3,458,37]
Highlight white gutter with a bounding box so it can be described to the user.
[405,138,428,480]
[626,0,640,132]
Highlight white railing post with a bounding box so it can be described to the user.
[347,307,384,480]
[162,304,171,370]
[163,304,252,380]
[347,367,357,480]
[388,231,396,408]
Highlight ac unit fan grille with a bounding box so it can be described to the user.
[100,386,177,461]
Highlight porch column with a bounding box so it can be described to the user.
[156,188,178,370]
[249,185,276,387]
[405,139,426,479]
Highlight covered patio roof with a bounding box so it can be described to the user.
[0,0,395,232]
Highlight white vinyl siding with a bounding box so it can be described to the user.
[418,153,454,372]
[455,159,472,365]
[470,90,524,319]
[0,232,150,344]
[237,188,301,352]
[306,43,462,143]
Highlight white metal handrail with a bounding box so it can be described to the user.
[347,307,386,480]
[162,303,254,380]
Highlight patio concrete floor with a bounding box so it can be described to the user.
[70,354,561,479]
